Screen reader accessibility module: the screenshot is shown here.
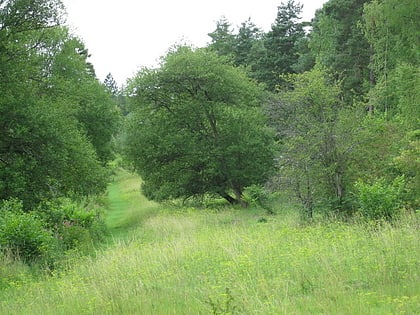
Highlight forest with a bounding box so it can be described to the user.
[0,0,419,313]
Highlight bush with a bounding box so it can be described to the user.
[36,198,107,251]
[354,176,406,220]
[0,200,57,264]
[37,198,94,229]
[243,185,275,214]
[393,130,420,210]
[0,197,108,267]
[60,225,91,251]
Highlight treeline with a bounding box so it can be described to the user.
[226,0,420,218]
[124,0,419,219]
[0,0,119,266]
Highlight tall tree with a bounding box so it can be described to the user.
[0,1,117,207]
[233,18,263,67]
[267,68,362,217]
[104,73,119,96]
[125,46,275,206]
[207,17,235,59]
[309,0,371,102]
[363,0,420,118]
[362,0,420,210]
[50,37,119,163]
[256,0,306,91]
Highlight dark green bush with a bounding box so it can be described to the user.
[36,198,107,250]
[0,198,108,266]
[37,198,94,229]
[0,200,57,264]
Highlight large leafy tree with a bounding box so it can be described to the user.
[49,36,120,163]
[125,46,275,206]
[0,0,117,207]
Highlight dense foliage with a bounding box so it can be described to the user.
[0,1,119,206]
[1,0,118,264]
[310,0,372,102]
[125,47,275,206]
[266,69,363,217]
[123,0,420,218]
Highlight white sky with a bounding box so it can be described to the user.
[62,0,328,85]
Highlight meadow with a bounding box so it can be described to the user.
[0,170,419,314]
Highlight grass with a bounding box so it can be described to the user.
[0,170,419,314]
[105,169,159,240]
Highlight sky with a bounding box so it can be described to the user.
[62,0,328,85]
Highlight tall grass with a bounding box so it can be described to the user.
[0,171,419,314]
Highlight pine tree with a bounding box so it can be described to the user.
[104,73,119,95]
[257,0,306,91]
[310,0,371,102]
[207,17,235,58]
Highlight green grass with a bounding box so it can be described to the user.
[105,169,159,239]
[0,171,419,314]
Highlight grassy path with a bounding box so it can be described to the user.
[105,169,159,239]
[0,170,419,314]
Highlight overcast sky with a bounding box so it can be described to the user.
[62,0,328,85]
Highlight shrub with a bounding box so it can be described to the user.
[243,185,275,214]
[393,130,420,210]
[0,200,57,264]
[37,198,93,229]
[36,198,107,251]
[60,224,91,251]
[0,197,108,268]
[354,176,405,220]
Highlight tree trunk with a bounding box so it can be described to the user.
[220,191,249,208]
[233,187,249,208]
[220,193,238,205]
